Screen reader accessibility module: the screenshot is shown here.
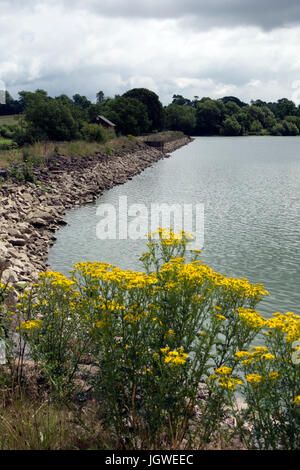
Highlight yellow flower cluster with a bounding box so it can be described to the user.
[149,227,194,243]
[160,347,189,366]
[265,312,300,343]
[246,373,264,386]
[237,308,266,329]
[19,319,42,330]
[39,271,75,289]
[293,395,300,405]
[235,346,275,365]
[74,262,157,290]
[207,366,242,390]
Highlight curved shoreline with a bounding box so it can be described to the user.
[0,136,192,283]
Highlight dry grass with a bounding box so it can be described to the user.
[0,136,140,169]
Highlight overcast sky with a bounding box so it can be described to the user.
[1,0,300,105]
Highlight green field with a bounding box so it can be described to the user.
[0,114,23,125]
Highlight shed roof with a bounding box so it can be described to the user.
[96,115,116,127]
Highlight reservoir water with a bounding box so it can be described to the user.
[49,137,300,318]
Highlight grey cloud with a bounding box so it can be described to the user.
[3,0,300,30]
[66,0,300,30]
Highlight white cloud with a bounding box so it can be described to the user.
[0,2,300,105]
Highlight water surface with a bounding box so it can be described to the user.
[49,137,300,318]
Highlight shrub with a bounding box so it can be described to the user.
[82,123,109,143]
[3,229,299,449]
[13,229,270,447]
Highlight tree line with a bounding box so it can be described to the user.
[1,87,300,145]
[166,95,300,136]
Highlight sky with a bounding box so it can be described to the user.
[1,0,300,105]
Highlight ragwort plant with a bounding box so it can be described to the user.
[14,228,299,449]
[234,312,300,450]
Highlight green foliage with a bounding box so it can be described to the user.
[100,96,151,136]
[196,98,226,135]
[123,88,165,132]
[250,119,263,134]
[1,229,299,449]
[165,104,196,135]
[0,139,18,150]
[8,230,272,448]
[24,94,79,142]
[271,122,285,136]
[3,88,300,142]
[223,116,242,136]
[82,123,109,143]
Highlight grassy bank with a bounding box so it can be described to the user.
[0,131,186,170]
[0,135,142,170]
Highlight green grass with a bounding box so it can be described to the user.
[0,136,139,168]
[0,114,24,126]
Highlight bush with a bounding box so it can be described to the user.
[82,123,109,143]
[2,229,299,449]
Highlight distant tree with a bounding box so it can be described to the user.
[282,120,299,135]
[276,98,297,119]
[221,96,247,107]
[224,101,241,116]
[250,99,267,107]
[165,104,196,135]
[223,116,242,136]
[248,105,265,124]
[196,98,226,135]
[285,115,300,131]
[235,111,252,134]
[271,122,285,136]
[96,91,105,103]
[55,94,74,106]
[73,94,91,109]
[101,96,151,136]
[25,93,79,141]
[123,88,165,132]
[250,119,263,133]
[171,94,192,107]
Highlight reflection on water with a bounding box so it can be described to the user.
[49,136,300,319]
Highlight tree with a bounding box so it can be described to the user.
[224,101,241,116]
[223,116,242,136]
[282,120,299,136]
[101,96,151,136]
[221,96,247,107]
[271,122,285,136]
[165,104,196,135]
[171,94,192,107]
[276,98,297,119]
[96,91,105,103]
[250,119,263,133]
[72,94,91,109]
[25,93,79,141]
[123,88,165,132]
[235,111,252,134]
[196,98,226,135]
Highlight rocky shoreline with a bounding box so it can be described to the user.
[0,136,192,284]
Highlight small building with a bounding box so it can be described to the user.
[95,115,116,129]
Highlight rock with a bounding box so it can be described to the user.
[0,136,192,283]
